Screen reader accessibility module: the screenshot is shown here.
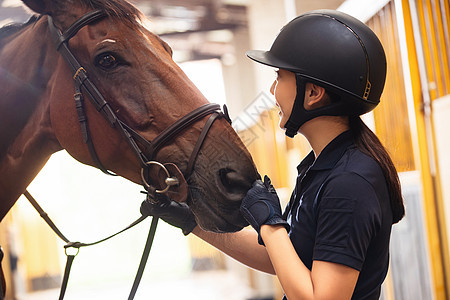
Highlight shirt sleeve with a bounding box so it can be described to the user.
[313,172,382,271]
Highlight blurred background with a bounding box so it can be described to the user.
[1,0,450,299]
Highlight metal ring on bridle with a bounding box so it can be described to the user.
[64,247,80,257]
[140,161,179,194]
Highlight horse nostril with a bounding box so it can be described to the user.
[219,168,251,196]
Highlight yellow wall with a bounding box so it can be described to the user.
[401,0,450,297]
[1,204,61,293]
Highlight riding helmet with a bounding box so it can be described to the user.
[246,9,387,137]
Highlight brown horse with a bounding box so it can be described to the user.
[0,0,258,295]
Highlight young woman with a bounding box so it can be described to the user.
[141,9,405,300]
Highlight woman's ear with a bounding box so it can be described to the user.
[304,83,327,110]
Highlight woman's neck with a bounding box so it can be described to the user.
[299,116,350,158]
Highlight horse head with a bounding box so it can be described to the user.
[0,0,258,232]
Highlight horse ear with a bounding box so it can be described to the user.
[21,0,55,15]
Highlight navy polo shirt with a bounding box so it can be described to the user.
[282,131,392,300]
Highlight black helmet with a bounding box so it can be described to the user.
[246,10,387,137]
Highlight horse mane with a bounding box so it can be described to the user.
[0,15,40,45]
[78,0,143,24]
[0,0,141,44]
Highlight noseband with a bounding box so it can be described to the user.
[47,10,231,196]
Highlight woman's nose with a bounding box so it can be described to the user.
[270,80,276,95]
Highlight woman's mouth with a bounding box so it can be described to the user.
[275,103,281,115]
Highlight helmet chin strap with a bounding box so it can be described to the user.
[284,76,309,137]
[284,75,350,138]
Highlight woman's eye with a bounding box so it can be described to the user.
[96,53,118,70]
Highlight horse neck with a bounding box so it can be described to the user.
[0,17,62,220]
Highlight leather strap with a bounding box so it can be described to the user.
[186,112,219,176]
[148,104,221,159]
[53,10,107,50]
[23,190,71,243]
[58,254,75,300]
[128,217,158,300]
[74,80,116,175]
[23,190,154,300]
[24,191,149,248]
[185,104,231,177]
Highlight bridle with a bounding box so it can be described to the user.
[17,9,232,300]
[47,9,231,195]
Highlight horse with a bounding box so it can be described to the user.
[0,0,258,297]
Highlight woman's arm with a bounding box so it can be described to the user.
[261,225,359,300]
[139,195,274,273]
[192,226,275,274]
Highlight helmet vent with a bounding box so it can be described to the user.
[325,14,372,101]
[363,80,371,100]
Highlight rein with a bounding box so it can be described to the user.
[17,9,232,300]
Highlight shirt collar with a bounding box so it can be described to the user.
[297,130,355,172]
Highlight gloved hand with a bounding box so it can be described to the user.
[240,175,290,245]
[140,194,197,236]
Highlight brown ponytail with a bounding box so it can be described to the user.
[349,116,405,224]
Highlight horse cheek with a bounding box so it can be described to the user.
[48,74,90,164]
[49,84,136,177]
[82,99,128,167]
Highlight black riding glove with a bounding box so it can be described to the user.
[140,194,197,236]
[240,175,290,245]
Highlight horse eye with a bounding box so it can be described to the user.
[96,53,118,70]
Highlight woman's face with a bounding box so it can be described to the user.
[270,69,297,129]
